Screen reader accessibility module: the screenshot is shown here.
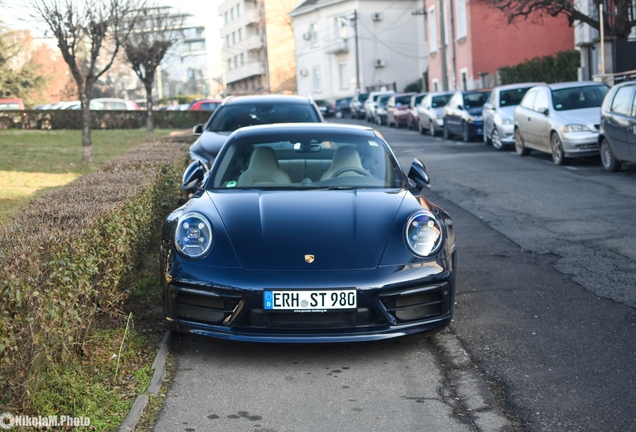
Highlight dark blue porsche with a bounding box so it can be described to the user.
[161,123,457,343]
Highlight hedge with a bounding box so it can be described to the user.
[0,110,213,130]
[0,134,191,411]
[499,50,580,85]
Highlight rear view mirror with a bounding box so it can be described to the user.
[192,124,203,136]
[182,160,205,192]
[407,158,431,191]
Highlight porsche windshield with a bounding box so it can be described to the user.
[210,132,405,189]
[206,103,322,132]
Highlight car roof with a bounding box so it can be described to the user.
[495,82,544,91]
[231,122,378,139]
[221,95,314,106]
[545,81,607,90]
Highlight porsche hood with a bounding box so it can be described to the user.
[207,189,407,271]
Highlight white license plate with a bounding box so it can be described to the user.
[263,290,356,311]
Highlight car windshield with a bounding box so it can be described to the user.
[551,85,609,111]
[206,103,321,132]
[463,92,491,109]
[395,95,411,105]
[210,131,405,190]
[431,94,452,108]
[357,93,369,102]
[499,87,534,107]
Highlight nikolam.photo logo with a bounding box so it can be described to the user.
[0,413,90,429]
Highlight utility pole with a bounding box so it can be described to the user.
[350,10,361,93]
[438,0,449,90]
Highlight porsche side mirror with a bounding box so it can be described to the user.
[182,160,205,192]
[408,158,431,191]
[192,124,203,136]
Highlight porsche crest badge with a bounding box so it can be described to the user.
[305,254,315,263]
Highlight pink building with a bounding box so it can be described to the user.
[425,0,574,91]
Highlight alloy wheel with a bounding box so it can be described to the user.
[600,138,622,172]
[492,128,504,151]
[550,133,565,165]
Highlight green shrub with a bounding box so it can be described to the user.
[0,135,189,412]
[499,50,580,85]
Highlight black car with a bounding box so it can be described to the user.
[189,95,324,169]
[335,97,352,118]
[443,90,491,142]
[314,99,336,117]
[349,93,369,119]
[163,123,457,343]
[599,80,636,172]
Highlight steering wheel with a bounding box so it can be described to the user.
[331,167,372,178]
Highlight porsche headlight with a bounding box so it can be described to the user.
[174,212,213,258]
[405,211,443,257]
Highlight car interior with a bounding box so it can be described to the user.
[212,137,403,189]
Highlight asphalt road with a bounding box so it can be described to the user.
[153,117,636,432]
[355,117,636,431]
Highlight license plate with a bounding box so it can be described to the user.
[264,290,356,311]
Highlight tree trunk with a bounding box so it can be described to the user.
[80,91,93,163]
[145,81,154,142]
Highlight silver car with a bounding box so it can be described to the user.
[416,91,453,136]
[483,83,542,150]
[513,81,610,165]
[364,90,395,123]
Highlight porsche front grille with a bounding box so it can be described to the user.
[169,285,242,325]
[379,283,448,322]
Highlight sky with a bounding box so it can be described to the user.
[1,0,224,68]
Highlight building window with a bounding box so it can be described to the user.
[310,23,319,47]
[460,68,468,90]
[237,2,242,17]
[226,35,230,47]
[335,16,347,40]
[240,53,244,66]
[338,61,348,90]
[232,32,236,45]
[225,11,229,24]
[456,0,467,39]
[428,6,437,53]
[238,28,243,41]
[230,6,235,20]
[433,79,439,92]
[313,65,322,92]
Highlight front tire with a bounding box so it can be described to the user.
[600,138,622,172]
[430,121,437,137]
[550,132,567,165]
[515,128,530,156]
[443,124,451,140]
[462,121,472,142]
[492,128,505,151]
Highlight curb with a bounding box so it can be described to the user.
[431,329,514,432]
[118,330,172,432]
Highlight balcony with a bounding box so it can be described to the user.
[227,61,265,83]
[242,34,264,52]
[326,38,349,54]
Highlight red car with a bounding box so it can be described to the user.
[189,99,222,111]
[386,93,416,128]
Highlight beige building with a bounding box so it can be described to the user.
[219,0,298,95]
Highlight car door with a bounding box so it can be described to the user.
[629,88,636,160]
[605,84,636,160]
[531,88,553,151]
[445,93,462,134]
[417,95,430,128]
[515,88,538,146]
[483,91,497,139]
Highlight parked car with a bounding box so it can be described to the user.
[189,99,222,111]
[483,83,542,150]
[92,98,140,110]
[334,97,352,118]
[374,95,392,125]
[0,98,24,110]
[349,93,369,119]
[386,93,416,128]
[165,123,457,342]
[443,90,491,141]
[189,95,324,169]
[314,99,336,117]
[417,91,453,136]
[514,81,609,165]
[364,90,395,123]
[598,80,636,172]
[406,92,427,130]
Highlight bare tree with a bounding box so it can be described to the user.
[485,0,636,38]
[30,0,141,162]
[124,5,185,141]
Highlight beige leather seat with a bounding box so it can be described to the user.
[237,147,291,186]
[321,146,367,180]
